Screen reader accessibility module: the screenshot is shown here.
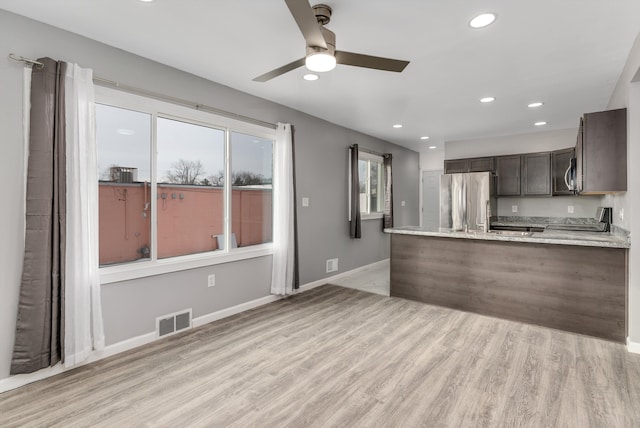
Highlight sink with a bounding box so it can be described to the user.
[488,230,533,237]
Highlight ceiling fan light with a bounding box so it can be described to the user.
[305,52,336,72]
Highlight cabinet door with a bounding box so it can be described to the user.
[468,157,495,172]
[552,148,575,195]
[582,108,627,193]
[496,155,521,196]
[522,152,551,196]
[444,159,469,174]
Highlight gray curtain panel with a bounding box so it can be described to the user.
[383,153,393,229]
[11,58,67,375]
[291,126,300,289]
[349,145,362,238]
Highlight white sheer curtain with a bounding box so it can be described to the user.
[271,123,296,296]
[64,63,105,366]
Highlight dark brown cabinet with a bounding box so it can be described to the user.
[522,152,551,196]
[552,148,575,195]
[443,159,469,174]
[496,155,521,196]
[576,108,627,194]
[444,156,495,174]
[468,157,495,172]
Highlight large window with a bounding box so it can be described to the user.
[231,132,273,248]
[358,152,385,218]
[96,104,151,266]
[156,117,225,259]
[95,87,275,281]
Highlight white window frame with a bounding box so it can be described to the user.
[358,151,385,220]
[96,86,276,284]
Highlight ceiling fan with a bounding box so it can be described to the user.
[253,0,410,82]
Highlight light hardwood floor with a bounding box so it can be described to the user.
[331,260,390,296]
[1,285,640,427]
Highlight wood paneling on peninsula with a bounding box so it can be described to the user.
[390,234,626,342]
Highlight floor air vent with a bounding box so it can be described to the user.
[156,309,193,338]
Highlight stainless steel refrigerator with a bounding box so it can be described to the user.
[440,172,497,232]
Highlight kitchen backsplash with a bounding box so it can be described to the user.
[496,195,604,218]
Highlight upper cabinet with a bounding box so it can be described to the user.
[443,158,469,174]
[522,152,551,196]
[444,156,494,174]
[494,153,552,197]
[551,148,575,196]
[495,155,521,196]
[576,108,627,194]
[468,157,495,172]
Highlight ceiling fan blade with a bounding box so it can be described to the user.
[335,51,410,72]
[253,58,306,82]
[284,0,327,49]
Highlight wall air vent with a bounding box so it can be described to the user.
[156,309,193,338]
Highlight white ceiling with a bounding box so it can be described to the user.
[2,0,640,152]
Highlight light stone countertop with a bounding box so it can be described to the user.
[384,226,630,249]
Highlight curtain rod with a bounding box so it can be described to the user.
[350,144,386,157]
[8,53,277,130]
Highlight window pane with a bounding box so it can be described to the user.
[230,132,273,247]
[157,118,225,258]
[370,161,379,212]
[96,104,152,266]
[359,159,368,214]
[370,161,384,213]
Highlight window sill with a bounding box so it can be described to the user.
[362,213,384,221]
[100,244,273,285]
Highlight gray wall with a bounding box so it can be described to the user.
[0,10,419,380]
[605,32,640,344]
[444,128,604,218]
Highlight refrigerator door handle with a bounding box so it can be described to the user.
[462,179,468,232]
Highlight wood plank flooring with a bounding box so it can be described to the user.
[1,285,640,427]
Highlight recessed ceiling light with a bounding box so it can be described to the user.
[469,13,496,29]
[303,73,319,81]
[480,97,495,103]
[528,102,544,108]
[428,146,437,150]
[393,124,403,128]
[534,121,547,126]
[420,136,430,140]
[138,0,154,2]
[117,128,136,136]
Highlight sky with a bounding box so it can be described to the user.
[96,104,273,183]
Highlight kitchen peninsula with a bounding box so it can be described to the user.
[385,226,629,342]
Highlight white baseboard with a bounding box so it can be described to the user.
[627,338,640,354]
[0,259,388,394]
[192,294,282,327]
[0,365,65,394]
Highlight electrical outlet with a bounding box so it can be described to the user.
[568,205,574,214]
[302,197,309,207]
[511,205,518,213]
[401,201,406,207]
[207,274,216,287]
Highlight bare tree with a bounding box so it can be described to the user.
[207,170,225,187]
[165,159,205,184]
[232,171,266,186]
[207,170,268,187]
